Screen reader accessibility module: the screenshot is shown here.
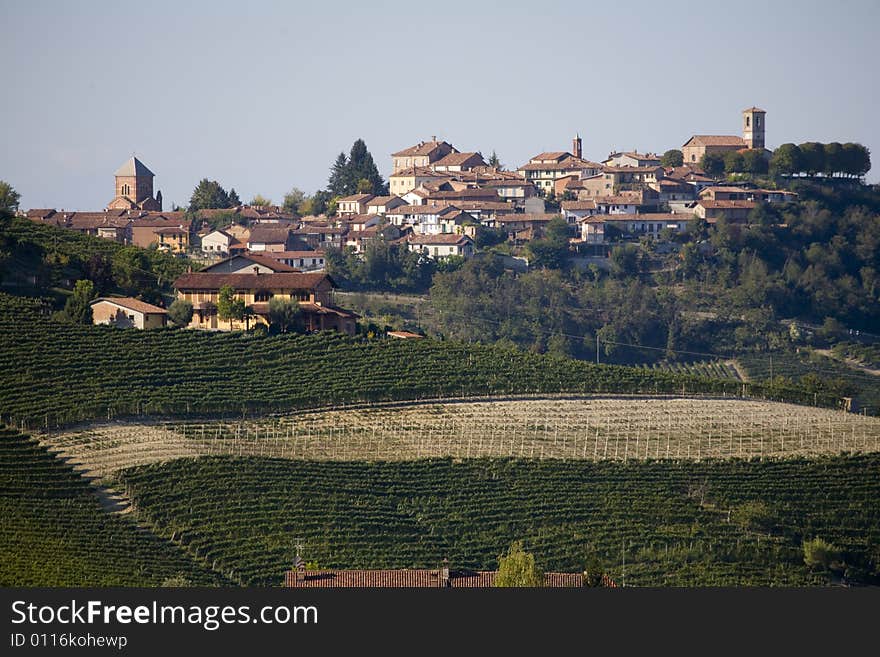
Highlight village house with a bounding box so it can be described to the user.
[389,167,450,196]
[344,224,401,254]
[430,151,486,173]
[648,178,697,202]
[406,233,475,259]
[365,195,407,215]
[266,251,327,271]
[594,189,660,215]
[580,213,688,244]
[480,178,537,205]
[90,297,167,329]
[290,225,345,250]
[603,151,662,168]
[385,204,459,232]
[130,215,192,252]
[246,224,303,252]
[341,213,381,232]
[560,199,598,223]
[200,229,238,255]
[391,138,457,173]
[200,253,299,274]
[337,194,375,216]
[106,156,162,212]
[517,135,603,194]
[694,199,756,221]
[173,271,356,334]
[682,107,766,164]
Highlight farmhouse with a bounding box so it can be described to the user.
[406,233,474,259]
[200,253,299,274]
[90,297,167,329]
[172,271,356,334]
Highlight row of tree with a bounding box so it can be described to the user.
[770,142,871,178]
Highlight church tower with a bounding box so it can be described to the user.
[572,133,583,159]
[742,107,766,150]
[108,156,161,211]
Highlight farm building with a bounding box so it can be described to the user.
[90,297,167,329]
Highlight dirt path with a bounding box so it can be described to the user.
[814,349,880,377]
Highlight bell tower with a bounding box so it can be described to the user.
[742,107,766,150]
[572,133,582,159]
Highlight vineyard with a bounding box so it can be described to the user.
[118,454,880,587]
[0,425,224,586]
[41,398,880,481]
[0,293,848,428]
[638,360,741,381]
[738,350,880,415]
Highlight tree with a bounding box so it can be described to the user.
[610,243,641,277]
[167,299,193,327]
[495,541,543,587]
[228,188,241,206]
[841,143,871,178]
[723,150,745,174]
[189,179,232,211]
[250,194,272,207]
[0,181,20,214]
[356,178,373,194]
[660,149,683,167]
[741,149,769,175]
[282,187,306,214]
[487,150,504,169]
[803,537,842,572]
[63,279,96,324]
[267,297,301,333]
[217,284,246,329]
[328,152,349,196]
[769,143,804,177]
[799,142,825,176]
[823,142,844,177]
[111,246,152,293]
[700,152,725,178]
[527,217,570,269]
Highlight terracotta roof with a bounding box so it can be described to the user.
[683,135,746,147]
[432,152,486,167]
[131,216,192,230]
[26,208,57,219]
[268,250,325,259]
[497,213,559,223]
[392,140,456,157]
[389,204,459,216]
[561,200,598,210]
[390,166,447,178]
[585,213,685,223]
[153,226,187,235]
[366,195,403,206]
[343,213,377,224]
[173,272,332,291]
[697,200,756,209]
[601,165,663,174]
[699,186,750,194]
[91,297,166,315]
[387,331,425,339]
[743,106,766,113]
[426,188,501,201]
[338,193,375,204]
[201,253,299,273]
[407,233,472,245]
[531,151,570,162]
[519,157,602,172]
[247,225,292,244]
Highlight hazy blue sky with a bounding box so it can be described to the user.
[2,0,878,210]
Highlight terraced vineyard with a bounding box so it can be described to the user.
[738,350,880,415]
[639,360,741,381]
[42,398,880,480]
[0,425,224,586]
[118,455,880,587]
[0,293,843,429]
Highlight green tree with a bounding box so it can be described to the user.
[769,143,804,177]
[189,179,232,211]
[526,217,570,269]
[228,188,241,206]
[495,541,543,587]
[660,149,683,167]
[823,142,844,177]
[803,537,842,572]
[347,139,386,195]
[610,243,641,277]
[282,187,306,214]
[723,150,745,174]
[0,181,21,214]
[328,152,349,196]
[111,246,152,293]
[487,151,503,169]
[356,178,373,194]
[63,279,96,324]
[741,149,769,175]
[700,152,725,178]
[167,299,193,327]
[799,142,825,176]
[217,284,246,329]
[841,142,871,178]
[267,297,302,333]
[250,194,272,207]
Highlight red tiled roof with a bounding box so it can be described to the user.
[173,272,332,291]
[201,253,300,273]
[407,233,472,246]
[698,200,756,209]
[338,193,375,204]
[91,297,167,315]
[561,200,597,210]
[392,140,456,157]
[432,152,486,167]
[683,135,746,147]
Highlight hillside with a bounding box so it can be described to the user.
[119,454,880,586]
[0,293,845,428]
[0,425,224,586]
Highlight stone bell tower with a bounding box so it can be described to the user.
[742,107,766,150]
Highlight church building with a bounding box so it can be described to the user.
[107,156,162,211]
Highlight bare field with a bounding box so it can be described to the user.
[39,397,880,481]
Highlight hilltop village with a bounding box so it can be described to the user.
[17,106,872,335]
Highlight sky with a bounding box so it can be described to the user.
[2,0,878,211]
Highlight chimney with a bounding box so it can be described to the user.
[431,135,437,142]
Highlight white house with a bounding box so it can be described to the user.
[200,229,234,255]
[90,297,168,329]
[366,195,407,215]
[560,199,598,224]
[407,233,475,259]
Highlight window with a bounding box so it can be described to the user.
[255,291,273,302]
[121,183,130,196]
[746,116,750,127]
